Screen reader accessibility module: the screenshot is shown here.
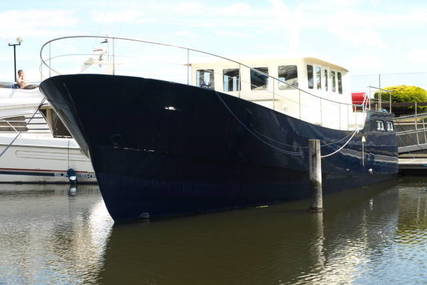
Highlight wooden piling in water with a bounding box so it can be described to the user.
[309,139,323,212]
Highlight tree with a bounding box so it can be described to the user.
[374,85,427,115]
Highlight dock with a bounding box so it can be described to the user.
[394,112,427,172]
[399,158,427,170]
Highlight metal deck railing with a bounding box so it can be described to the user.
[394,112,427,153]
[39,35,373,131]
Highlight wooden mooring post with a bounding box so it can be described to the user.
[309,139,323,212]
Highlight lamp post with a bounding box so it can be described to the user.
[8,37,23,83]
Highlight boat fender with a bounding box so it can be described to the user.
[67,168,77,184]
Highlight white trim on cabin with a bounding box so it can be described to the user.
[191,57,365,131]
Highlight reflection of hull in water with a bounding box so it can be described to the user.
[99,183,399,285]
[40,75,398,221]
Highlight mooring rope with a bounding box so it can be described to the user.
[214,91,303,156]
[215,90,363,158]
[320,128,360,158]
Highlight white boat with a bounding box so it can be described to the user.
[0,85,96,183]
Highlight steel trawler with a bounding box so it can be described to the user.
[39,36,398,221]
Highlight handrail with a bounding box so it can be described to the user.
[38,53,104,78]
[368,86,394,112]
[396,128,427,136]
[395,112,427,120]
[40,35,360,108]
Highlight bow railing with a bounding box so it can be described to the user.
[40,35,368,131]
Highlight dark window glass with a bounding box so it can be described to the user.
[0,116,27,132]
[196,69,214,89]
[331,71,336,92]
[337,72,343,94]
[324,69,328,91]
[307,65,313,89]
[315,66,321,90]
[278,65,298,90]
[223,69,240,92]
[250,67,268,90]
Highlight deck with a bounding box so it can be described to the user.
[394,112,427,172]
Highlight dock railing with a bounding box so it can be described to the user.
[394,111,427,153]
[367,86,394,113]
[40,35,369,131]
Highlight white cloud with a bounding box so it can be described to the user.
[91,10,155,24]
[406,49,427,65]
[269,0,303,54]
[0,10,78,40]
[174,2,206,15]
[346,54,383,73]
[175,30,195,37]
[214,30,251,39]
[220,3,252,16]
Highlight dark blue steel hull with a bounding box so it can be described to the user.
[40,74,398,221]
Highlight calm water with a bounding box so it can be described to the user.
[0,178,426,285]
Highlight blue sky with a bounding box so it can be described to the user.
[1,0,427,90]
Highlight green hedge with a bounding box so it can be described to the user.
[375,85,427,103]
[375,85,427,113]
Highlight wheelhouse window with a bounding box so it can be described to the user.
[376,120,385,131]
[386,121,394,132]
[251,67,269,90]
[196,69,214,89]
[223,68,241,92]
[324,69,328,91]
[278,65,298,90]
[307,65,314,89]
[330,71,336,92]
[337,72,343,94]
[315,66,321,90]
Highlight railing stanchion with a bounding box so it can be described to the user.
[186,48,190,85]
[415,102,419,145]
[378,73,382,111]
[319,98,322,126]
[272,79,276,110]
[389,92,392,113]
[347,105,350,129]
[299,90,302,119]
[48,43,51,78]
[368,88,371,110]
[423,118,427,144]
[354,107,357,128]
[112,37,116,75]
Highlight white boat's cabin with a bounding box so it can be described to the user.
[191,57,364,130]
